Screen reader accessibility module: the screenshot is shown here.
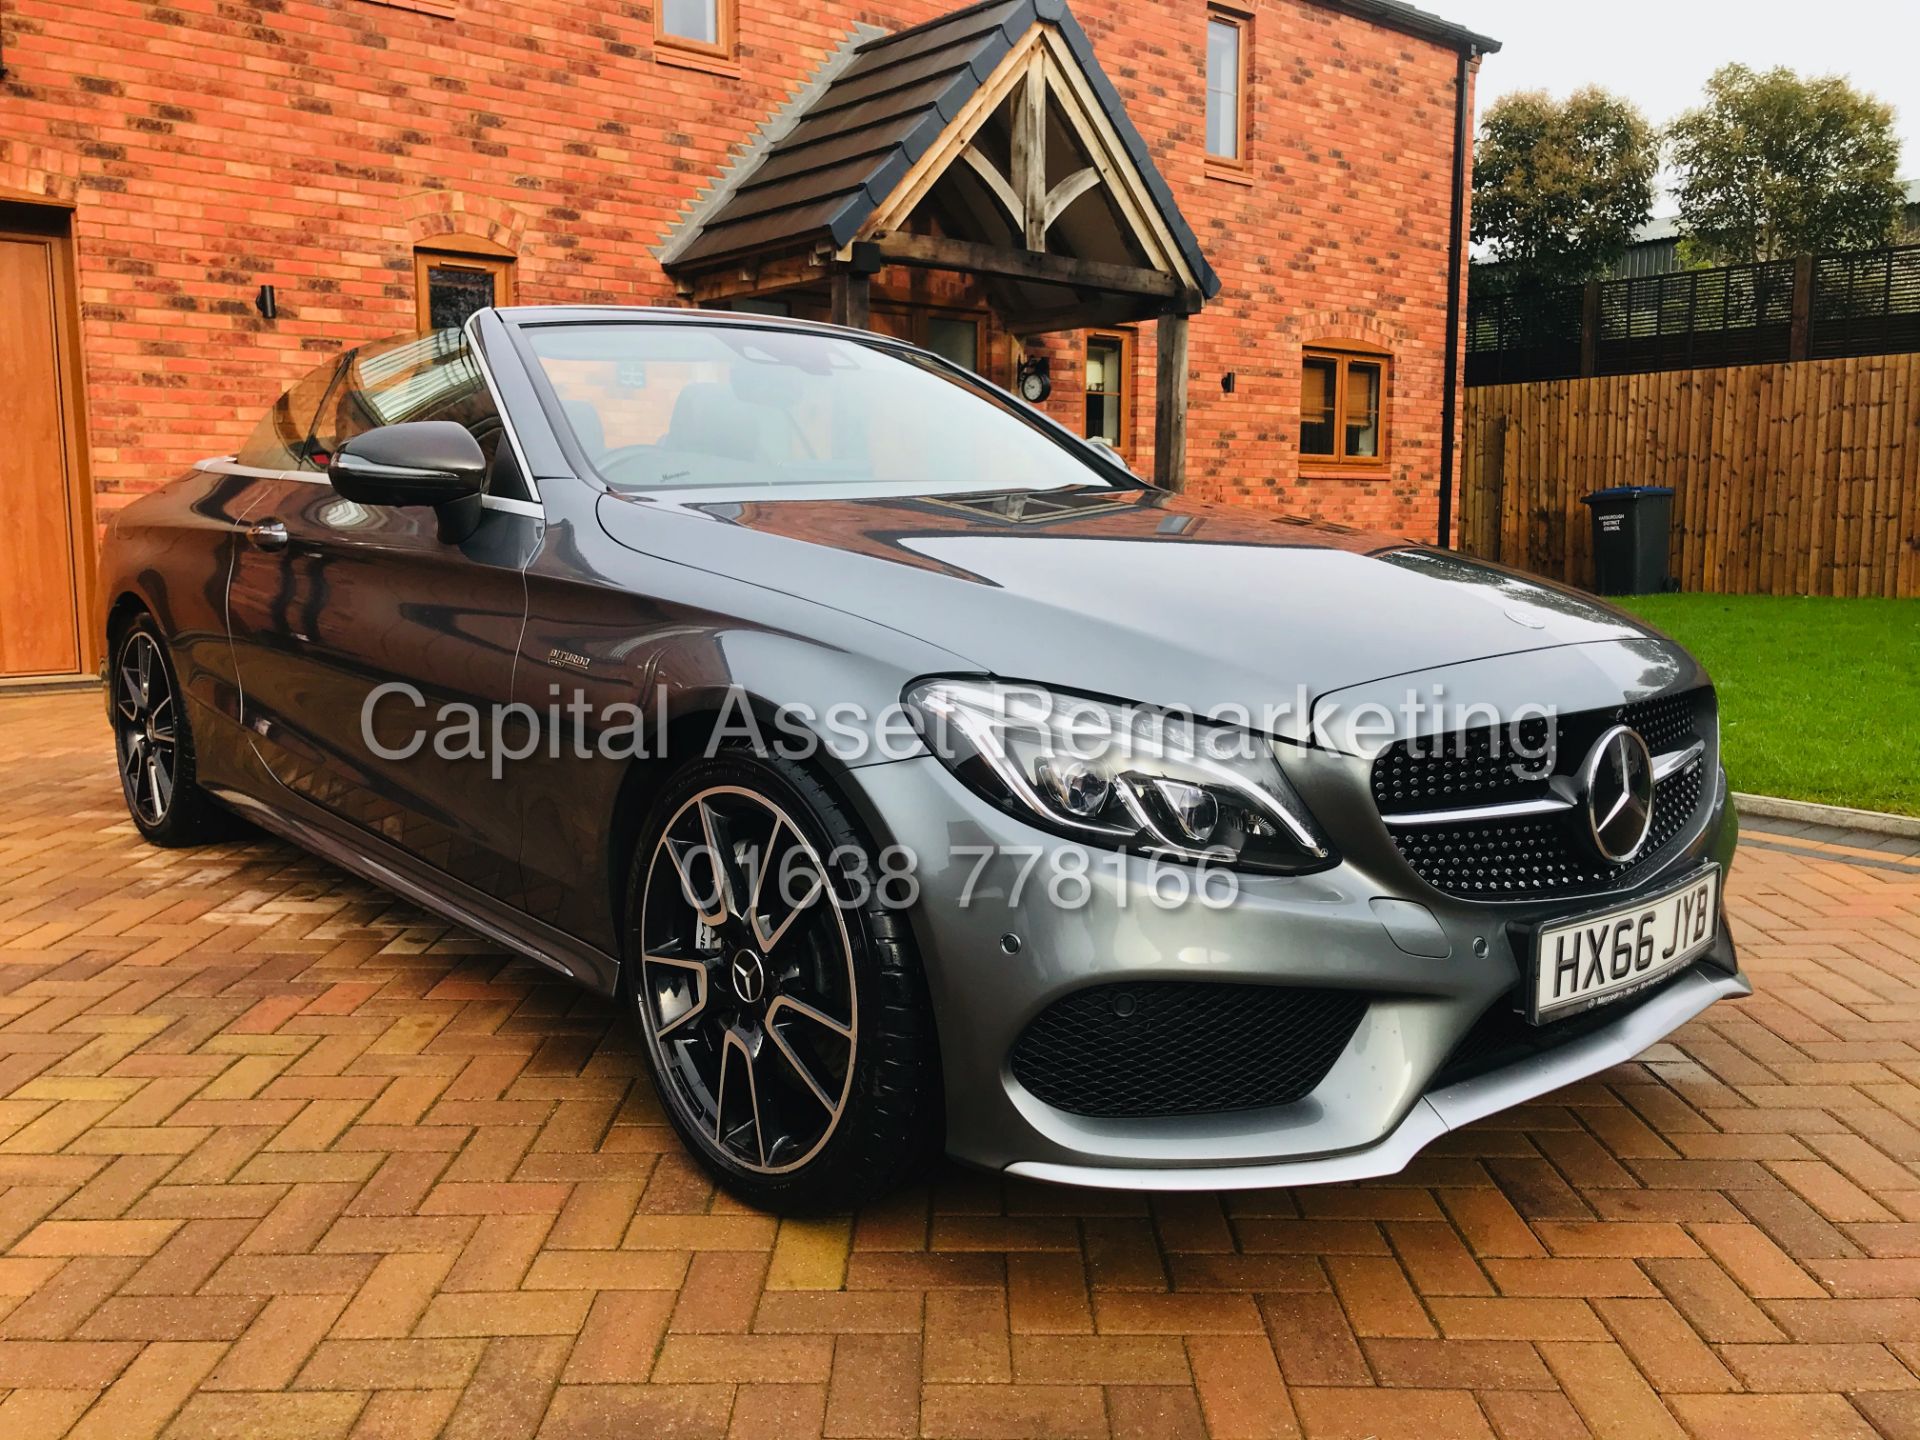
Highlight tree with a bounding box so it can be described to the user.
[1472,88,1658,291]
[1669,65,1902,264]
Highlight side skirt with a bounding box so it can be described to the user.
[207,776,622,998]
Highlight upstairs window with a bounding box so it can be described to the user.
[1205,10,1247,162]
[1301,350,1388,465]
[659,0,735,59]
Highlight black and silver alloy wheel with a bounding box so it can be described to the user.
[626,753,937,1213]
[109,616,224,847]
[114,632,178,826]
[639,785,858,1174]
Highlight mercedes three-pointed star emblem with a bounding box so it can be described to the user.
[1579,724,1655,864]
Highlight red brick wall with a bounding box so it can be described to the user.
[0,0,1475,539]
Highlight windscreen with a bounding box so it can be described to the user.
[522,323,1126,497]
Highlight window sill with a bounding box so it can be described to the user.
[655,43,741,78]
[359,0,455,17]
[1204,160,1254,186]
[1300,463,1390,481]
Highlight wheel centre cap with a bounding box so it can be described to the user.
[728,949,767,1005]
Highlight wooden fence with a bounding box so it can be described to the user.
[1460,352,1920,597]
[1468,243,1920,387]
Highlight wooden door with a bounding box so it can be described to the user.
[0,218,88,678]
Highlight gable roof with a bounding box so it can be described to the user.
[660,0,1219,299]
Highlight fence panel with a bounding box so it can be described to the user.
[1470,243,1920,384]
[1459,354,1920,597]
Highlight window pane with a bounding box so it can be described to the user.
[309,330,491,460]
[731,297,792,317]
[926,317,979,374]
[662,0,719,43]
[1085,338,1123,444]
[1345,361,1381,458]
[1206,19,1240,159]
[1300,357,1337,455]
[1085,393,1121,445]
[236,353,345,470]
[425,264,495,333]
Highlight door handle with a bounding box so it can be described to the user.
[247,520,289,552]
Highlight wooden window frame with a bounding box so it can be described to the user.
[1301,346,1391,473]
[1204,5,1251,176]
[1084,329,1134,460]
[414,240,515,335]
[655,0,738,71]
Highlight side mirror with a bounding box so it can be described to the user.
[328,421,487,542]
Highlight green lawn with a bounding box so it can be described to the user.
[1615,595,1920,817]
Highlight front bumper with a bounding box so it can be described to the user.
[847,745,1743,1186]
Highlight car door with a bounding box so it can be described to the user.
[226,328,539,902]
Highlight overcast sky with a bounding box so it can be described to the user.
[1445,0,1920,211]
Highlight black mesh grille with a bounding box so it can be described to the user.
[1373,690,1712,901]
[1433,967,1694,1092]
[1010,983,1366,1118]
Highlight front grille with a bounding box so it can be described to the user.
[1009,982,1366,1118]
[1372,689,1713,901]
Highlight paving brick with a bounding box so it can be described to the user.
[1664,1392,1881,1440]
[1364,1337,1553,1390]
[562,1291,675,1384]
[1185,1333,1298,1439]
[1260,1291,1370,1385]
[1290,1386,1494,1440]
[652,1333,834,1384]
[926,1289,1013,1381]
[825,1334,918,1439]
[164,1392,367,1440]
[1719,1340,1918,1392]
[918,1382,1108,1440]
[537,1383,732,1439]
[1592,1296,1738,1394]
[204,1293,351,1391]
[728,1381,828,1440]
[65,1339,225,1440]
[1538,1341,1687,1440]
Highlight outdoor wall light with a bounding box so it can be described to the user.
[1221,371,1236,394]
[255,284,277,320]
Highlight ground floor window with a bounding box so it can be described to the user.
[925,316,980,374]
[1084,331,1132,453]
[1301,348,1388,465]
[415,244,515,334]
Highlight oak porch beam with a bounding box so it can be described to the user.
[864,233,1183,300]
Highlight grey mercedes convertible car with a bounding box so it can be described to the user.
[100,307,1744,1212]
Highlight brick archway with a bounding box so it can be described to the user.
[399,189,528,255]
[0,139,82,206]
[1283,308,1409,358]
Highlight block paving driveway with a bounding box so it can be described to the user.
[3,691,1920,1439]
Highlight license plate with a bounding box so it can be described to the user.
[1530,865,1720,1023]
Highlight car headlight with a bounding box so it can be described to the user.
[905,679,1335,874]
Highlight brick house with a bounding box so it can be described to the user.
[0,0,1494,680]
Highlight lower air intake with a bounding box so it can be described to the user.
[1010,982,1366,1118]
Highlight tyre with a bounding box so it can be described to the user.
[109,617,227,847]
[624,751,939,1213]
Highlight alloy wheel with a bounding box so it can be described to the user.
[637,785,858,1175]
[114,633,178,826]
